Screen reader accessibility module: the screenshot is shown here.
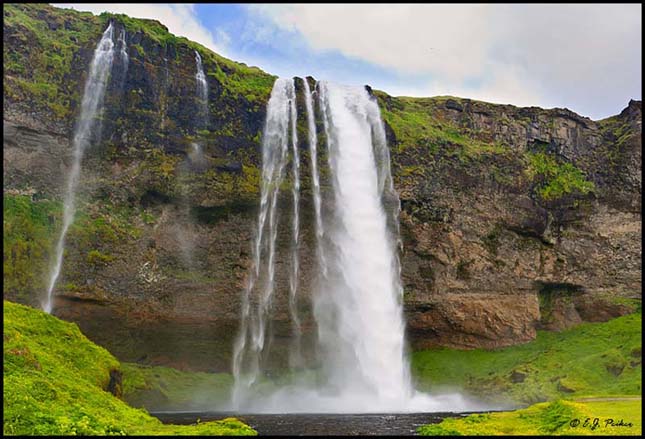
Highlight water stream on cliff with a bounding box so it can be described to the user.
[232,78,293,398]
[43,23,118,314]
[191,50,208,164]
[288,82,302,367]
[231,78,481,413]
[304,80,327,278]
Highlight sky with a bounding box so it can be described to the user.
[53,3,641,120]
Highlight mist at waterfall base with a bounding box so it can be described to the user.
[229,78,488,414]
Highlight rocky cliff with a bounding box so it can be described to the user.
[3,3,641,371]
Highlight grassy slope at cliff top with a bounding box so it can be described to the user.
[374,91,597,201]
[3,3,274,122]
[412,312,642,406]
[3,301,256,436]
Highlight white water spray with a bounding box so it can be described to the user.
[43,23,117,314]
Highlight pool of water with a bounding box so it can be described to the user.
[152,411,487,435]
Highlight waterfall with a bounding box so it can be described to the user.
[232,78,294,406]
[231,78,481,413]
[195,50,209,121]
[303,79,327,278]
[117,28,128,68]
[314,81,410,406]
[43,23,117,313]
[191,50,208,165]
[288,81,302,367]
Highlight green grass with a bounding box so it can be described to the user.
[375,93,510,161]
[411,312,642,405]
[121,363,233,411]
[418,399,642,436]
[3,301,256,435]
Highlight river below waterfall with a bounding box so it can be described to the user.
[151,411,492,435]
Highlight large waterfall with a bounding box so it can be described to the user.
[231,78,477,413]
[43,23,119,314]
[314,81,410,407]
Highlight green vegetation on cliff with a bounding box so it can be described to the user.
[374,92,598,204]
[3,194,146,305]
[3,301,256,436]
[375,93,510,160]
[525,151,595,201]
[4,3,101,120]
[3,194,60,303]
[412,312,642,405]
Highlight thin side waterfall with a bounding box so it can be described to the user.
[288,82,302,367]
[43,23,117,314]
[192,50,208,164]
[232,78,294,406]
[174,51,210,272]
[303,79,327,277]
[231,78,482,413]
[112,27,129,94]
[117,28,128,68]
[195,50,208,114]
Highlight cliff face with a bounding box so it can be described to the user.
[3,4,641,371]
[381,95,641,349]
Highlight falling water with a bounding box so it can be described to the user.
[195,51,209,117]
[117,28,128,67]
[174,52,210,272]
[231,78,483,413]
[313,81,410,408]
[232,78,294,406]
[191,50,208,164]
[288,81,302,367]
[43,23,117,313]
[303,79,327,277]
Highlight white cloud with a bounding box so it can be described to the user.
[386,63,547,109]
[247,4,642,118]
[52,3,229,56]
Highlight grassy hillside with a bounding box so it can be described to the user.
[412,311,642,405]
[121,362,233,411]
[414,311,641,436]
[419,398,641,436]
[3,300,255,435]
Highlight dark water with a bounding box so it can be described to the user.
[152,411,483,435]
